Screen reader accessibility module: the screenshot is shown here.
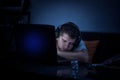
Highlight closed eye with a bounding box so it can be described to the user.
[62,38,67,43]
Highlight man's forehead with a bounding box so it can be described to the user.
[61,33,76,41]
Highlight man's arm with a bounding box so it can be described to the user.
[57,49,89,63]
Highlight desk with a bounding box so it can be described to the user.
[1,54,120,80]
[16,63,120,80]
[17,63,95,80]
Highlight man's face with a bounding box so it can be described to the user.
[57,33,76,51]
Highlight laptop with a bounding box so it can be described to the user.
[14,24,58,66]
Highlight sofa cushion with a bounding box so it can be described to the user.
[84,40,100,63]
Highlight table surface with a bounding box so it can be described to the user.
[16,61,120,80]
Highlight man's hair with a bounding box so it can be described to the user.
[57,22,80,39]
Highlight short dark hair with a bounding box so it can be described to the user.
[59,22,80,39]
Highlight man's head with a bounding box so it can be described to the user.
[56,22,81,51]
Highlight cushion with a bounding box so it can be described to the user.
[84,40,100,63]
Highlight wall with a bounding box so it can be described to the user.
[30,0,120,33]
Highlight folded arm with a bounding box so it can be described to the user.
[57,49,89,63]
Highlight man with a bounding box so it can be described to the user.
[56,22,89,63]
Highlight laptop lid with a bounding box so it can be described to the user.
[14,24,57,66]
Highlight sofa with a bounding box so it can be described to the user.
[81,31,120,64]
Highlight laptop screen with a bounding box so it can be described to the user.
[14,24,57,66]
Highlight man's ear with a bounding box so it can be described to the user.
[72,38,81,50]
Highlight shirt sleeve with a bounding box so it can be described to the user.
[75,39,87,51]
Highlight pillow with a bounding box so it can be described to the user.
[84,40,100,63]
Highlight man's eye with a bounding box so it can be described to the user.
[63,39,66,42]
